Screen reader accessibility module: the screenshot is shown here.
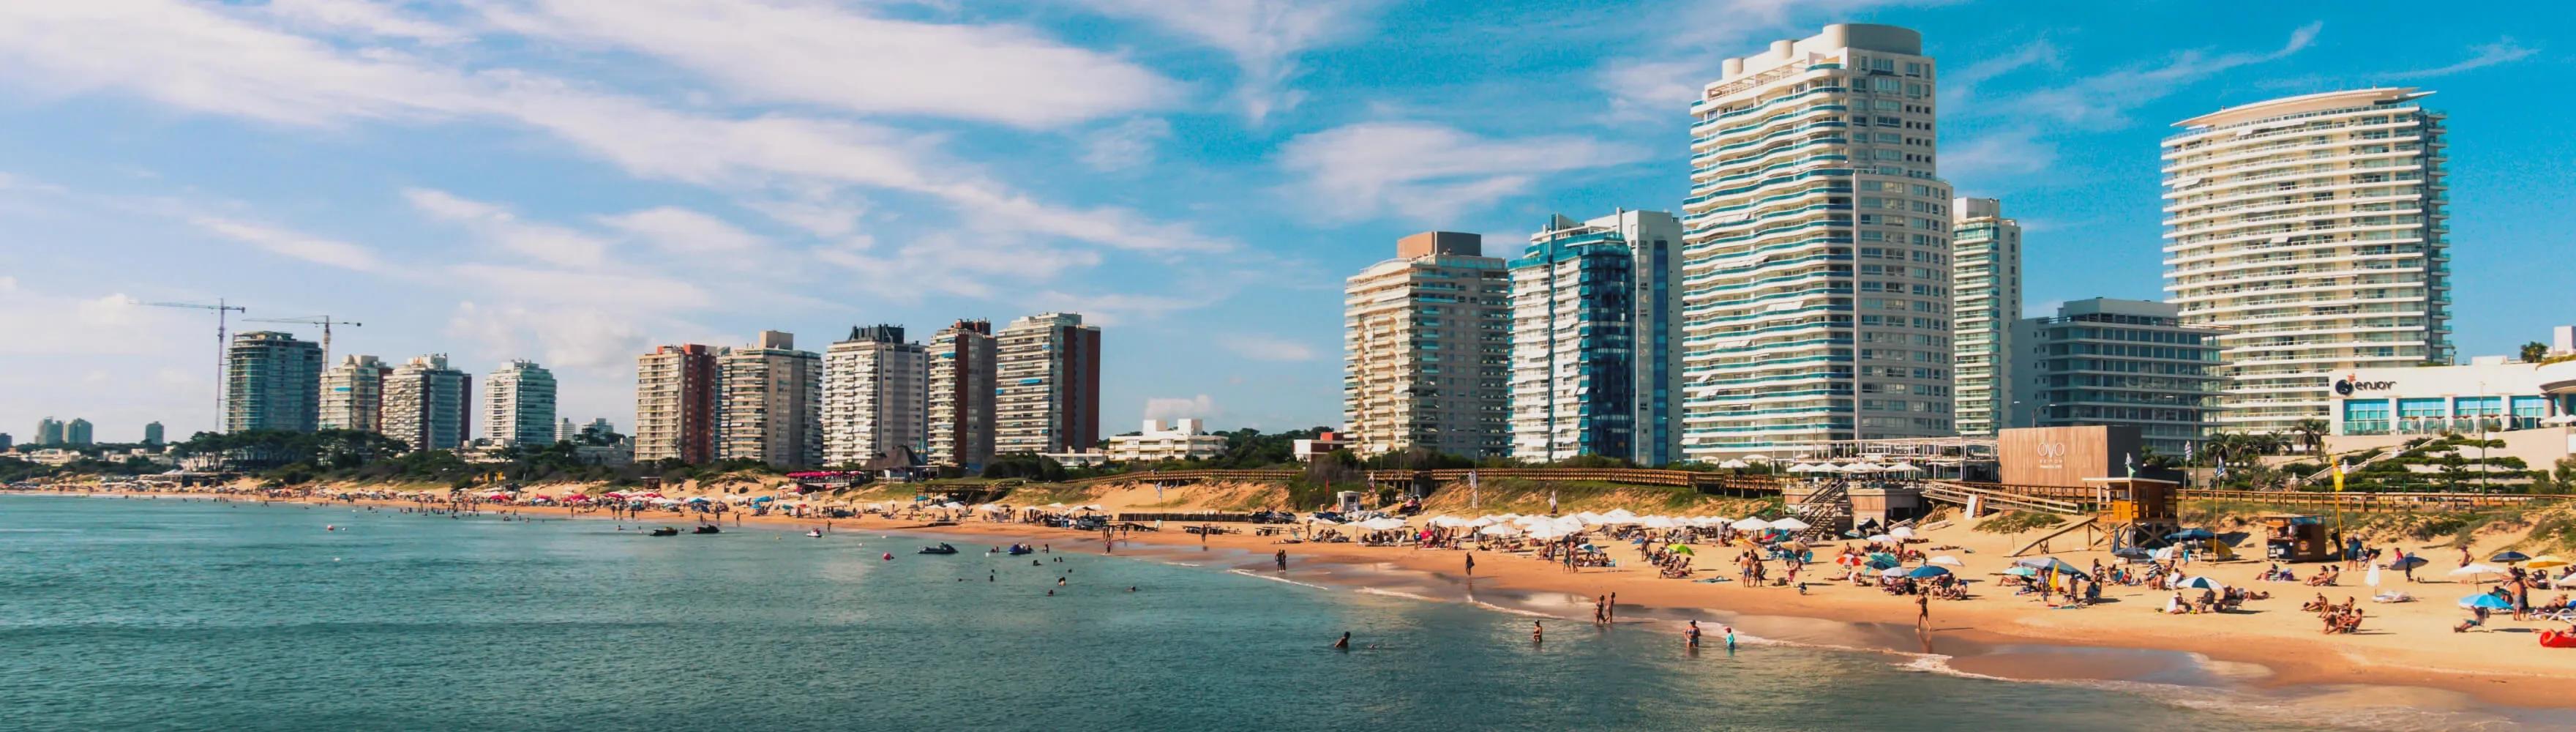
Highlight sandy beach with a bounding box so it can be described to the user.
[20,485,2576,714]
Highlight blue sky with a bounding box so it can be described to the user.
[1,0,2566,443]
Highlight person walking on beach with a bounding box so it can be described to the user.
[1915,593,1931,634]
[1465,552,1475,577]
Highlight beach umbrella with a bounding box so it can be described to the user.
[1786,463,1813,474]
[1358,518,1409,531]
[1999,567,2040,578]
[1770,518,1811,532]
[1908,565,1952,579]
[2112,548,2152,560]
[1478,524,1519,537]
[1718,459,1750,469]
[2489,551,2531,564]
[2174,575,2223,590]
[2451,563,2504,577]
[1888,526,1915,539]
[2459,594,2512,610]
[1927,556,1963,567]
[1888,462,1925,474]
[2015,557,2083,575]
[1867,552,1899,569]
[1880,566,1912,578]
[1665,543,1696,555]
[2165,528,2214,541]
[1730,518,1772,532]
[2524,555,2570,569]
[1865,534,1893,544]
[752,496,776,503]
[2385,555,2428,570]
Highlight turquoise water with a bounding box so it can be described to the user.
[0,496,2539,731]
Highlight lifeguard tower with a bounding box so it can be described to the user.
[2085,476,2179,553]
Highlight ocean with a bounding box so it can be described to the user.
[0,495,2547,731]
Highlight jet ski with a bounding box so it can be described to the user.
[806,529,824,538]
[918,543,960,555]
[649,527,679,537]
[1006,544,1035,556]
[693,526,722,534]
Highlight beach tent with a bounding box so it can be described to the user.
[2173,575,2223,590]
[1770,518,1811,532]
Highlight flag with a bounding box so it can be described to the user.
[1548,490,1557,515]
[2332,460,2346,492]
[1468,470,1479,509]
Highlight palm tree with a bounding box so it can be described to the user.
[2289,418,2328,456]
[2520,341,2550,363]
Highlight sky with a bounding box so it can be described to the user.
[1,0,2567,444]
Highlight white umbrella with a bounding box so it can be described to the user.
[1601,508,1639,522]
[1640,516,1678,529]
[1889,526,1916,538]
[1729,518,1772,532]
[1478,524,1521,537]
[1880,566,1912,578]
[1786,463,1815,474]
[1770,518,1811,532]
[1308,517,1341,526]
[1866,534,1894,543]
[2452,564,2505,583]
[1357,518,1409,531]
[1718,459,1750,469]
[1741,454,1772,463]
[940,501,966,509]
[1928,556,1964,567]
[1888,462,1925,474]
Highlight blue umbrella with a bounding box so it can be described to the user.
[1908,565,1952,579]
[2490,550,2531,564]
[2460,594,2512,610]
[2000,567,2040,578]
[752,496,776,503]
[1868,552,1900,566]
[1867,558,1900,570]
[2165,529,2214,541]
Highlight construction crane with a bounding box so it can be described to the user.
[244,315,362,363]
[146,299,248,431]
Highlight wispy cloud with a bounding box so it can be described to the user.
[1942,127,2059,183]
[190,217,388,273]
[2384,37,2538,80]
[482,0,1178,128]
[1072,0,1380,122]
[2002,22,2324,129]
[405,188,611,268]
[1218,333,1319,362]
[257,0,465,45]
[1278,122,1648,223]
[1081,118,1174,172]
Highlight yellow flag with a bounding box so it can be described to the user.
[2332,460,2345,492]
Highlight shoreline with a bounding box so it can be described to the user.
[15,488,2576,718]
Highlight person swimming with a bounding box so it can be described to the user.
[1531,621,1543,643]
[1685,621,1701,648]
[1334,632,1350,650]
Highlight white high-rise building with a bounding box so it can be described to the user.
[1344,233,1511,458]
[2162,88,2451,434]
[319,354,392,433]
[484,359,558,447]
[383,354,471,451]
[1507,211,1682,464]
[1951,197,2021,436]
[717,332,821,468]
[823,325,929,467]
[1680,23,1952,459]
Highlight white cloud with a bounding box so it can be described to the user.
[258,0,465,45]
[1278,122,1648,223]
[191,217,388,272]
[1942,128,2059,182]
[1081,118,1173,172]
[484,0,1177,128]
[405,188,610,267]
[2384,37,2538,80]
[1218,333,1318,362]
[1026,290,1205,326]
[2002,22,2323,129]
[445,263,711,310]
[1939,40,2061,111]
[1597,59,1709,120]
[0,0,1227,264]
[1143,394,1221,421]
[1073,0,1377,122]
[445,301,654,371]
[597,206,766,255]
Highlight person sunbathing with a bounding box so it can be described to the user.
[2306,567,2339,586]
[2165,592,2190,615]
[2301,594,2331,613]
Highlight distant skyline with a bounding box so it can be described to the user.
[1,1,2566,441]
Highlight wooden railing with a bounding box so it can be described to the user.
[2176,489,2569,512]
[1064,467,1798,495]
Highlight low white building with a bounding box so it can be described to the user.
[2330,356,2576,437]
[1104,419,1228,463]
[1292,431,1353,463]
